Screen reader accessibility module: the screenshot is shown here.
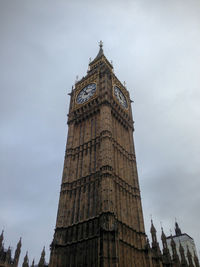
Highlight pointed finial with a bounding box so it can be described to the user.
[15,237,22,251]
[150,218,156,233]
[175,221,182,236]
[161,224,166,239]
[22,251,29,267]
[38,246,46,267]
[123,81,126,87]
[31,259,35,267]
[99,40,103,48]
[89,57,92,64]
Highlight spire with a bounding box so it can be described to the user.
[6,246,11,263]
[150,219,157,244]
[0,230,3,249]
[31,259,35,267]
[14,237,22,266]
[175,221,182,236]
[22,252,29,267]
[150,220,161,256]
[38,246,46,267]
[161,227,171,264]
[89,41,113,71]
[90,41,104,64]
[95,40,104,59]
[161,227,167,250]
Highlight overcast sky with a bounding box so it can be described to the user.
[0,0,200,265]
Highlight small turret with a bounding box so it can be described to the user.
[161,227,171,264]
[14,237,22,266]
[22,252,29,267]
[150,219,158,245]
[150,220,161,258]
[0,230,4,249]
[31,259,35,267]
[5,246,12,263]
[161,227,168,250]
[175,222,182,236]
[38,246,46,267]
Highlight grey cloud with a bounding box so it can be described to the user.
[0,0,200,264]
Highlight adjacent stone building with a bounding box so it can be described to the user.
[0,231,21,267]
[166,222,199,266]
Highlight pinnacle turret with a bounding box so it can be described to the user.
[0,230,4,249]
[38,246,46,267]
[22,252,29,267]
[175,221,182,236]
[31,259,35,267]
[150,219,158,244]
[161,227,167,249]
[14,237,22,266]
[5,246,11,263]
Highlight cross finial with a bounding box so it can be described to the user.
[99,40,103,48]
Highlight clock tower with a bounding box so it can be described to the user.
[49,42,148,267]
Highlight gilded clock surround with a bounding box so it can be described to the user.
[113,84,128,109]
[73,73,99,110]
[76,82,97,105]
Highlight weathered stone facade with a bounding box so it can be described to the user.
[49,43,147,267]
[48,43,199,267]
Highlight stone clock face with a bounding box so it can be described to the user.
[76,83,96,104]
[114,86,128,109]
